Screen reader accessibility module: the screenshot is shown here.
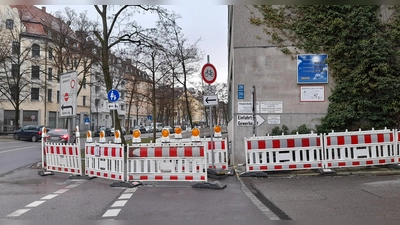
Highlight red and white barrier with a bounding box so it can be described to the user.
[126,143,207,182]
[245,133,324,172]
[324,129,399,169]
[44,142,82,176]
[85,143,125,181]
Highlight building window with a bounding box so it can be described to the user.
[47,89,52,102]
[31,88,39,100]
[11,85,18,101]
[6,19,13,29]
[83,96,86,106]
[32,44,40,57]
[31,66,39,79]
[48,68,52,81]
[12,41,20,55]
[12,64,19,77]
[95,99,99,107]
[57,91,60,103]
[48,47,53,60]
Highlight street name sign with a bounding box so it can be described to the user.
[60,71,78,117]
[203,95,218,106]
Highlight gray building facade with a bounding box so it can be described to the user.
[227,6,332,166]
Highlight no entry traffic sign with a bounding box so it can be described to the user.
[201,63,217,84]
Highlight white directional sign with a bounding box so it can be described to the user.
[237,115,265,127]
[203,95,218,106]
[59,71,78,117]
[107,103,119,110]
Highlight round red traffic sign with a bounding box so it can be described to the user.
[64,93,69,102]
[201,63,217,84]
[70,79,75,88]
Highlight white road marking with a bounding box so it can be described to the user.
[124,187,137,193]
[65,184,80,188]
[103,209,121,217]
[26,201,45,207]
[118,193,133,199]
[0,146,38,154]
[111,200,127,207]
[41,194,58,200]
[54,189,69,194]
[7,209,30,217]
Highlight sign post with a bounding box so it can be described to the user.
[107,89,120,129]
[201,56,218,169]
[59,71,78,143]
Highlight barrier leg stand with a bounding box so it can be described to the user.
[38,127,54,176]
[192,181,227,190]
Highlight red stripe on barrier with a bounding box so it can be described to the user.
[258,140,266,149]
[154,147,162,157]
[170,147,177,157]
[56,146,61,154]
[64,168,68,172]
[140,175,148,180]
[304,164,311,168]
[155,175,163,180]
[302,138,310,147]
[379,159,386,164]
[105,147,110,157]
[170,176,178,180]
[201,175,206,180]
[327,137,331,146]
[337,136,345,145]
[184,147,193,157]
[49,146,54,154]
[111,148,117,157]
[351,135,358,144]
[390,133,394,142]
[338,162,346,167]
[139,148,148,157]
[352,161,360,166]
[247,141,252,150]
[185,176,194,180]
[316,138,321,146]
[249,166,254,170]
[69,147,74,155]
[222,165,227,169]
[272,140,280,148]
[287,139,295,148]
[366,160,373,165]
[364,134,371,144]
[377,134,384,143]
[111,174,116,179]
[57,167,61,171]
[61,146,66,155]
[208,142,212,150]
[274,165,282,170]
[260,166,268,170]
[221,141,226,149]
[71,169,75,173]
[289,165,297,169]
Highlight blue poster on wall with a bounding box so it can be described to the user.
[297,54,328,84]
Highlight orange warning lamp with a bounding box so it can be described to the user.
[100,131,105,138]
[214,125,222,138]
[162,128,170,137]
[191,127,201,142]
[175,126,182,135]
[160,128,171,143]
[86,130,92,143]
[99,130,106,143]
[132,129,141,143]
[115,130,120,139]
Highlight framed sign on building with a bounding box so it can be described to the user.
[297,54,328,84]
[300,86,325,102]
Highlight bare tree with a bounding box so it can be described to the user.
[92,5,169,143]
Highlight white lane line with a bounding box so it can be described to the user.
[102,209,121,217]
[65,184,80,188]
[111,200,127,208]
[7,209,31,217]
[118,193,133,199]
[26,201,45,207]
[54,189,69,194]
[41,194,58,200]
[124,187,137,193]
[0,146,38,154]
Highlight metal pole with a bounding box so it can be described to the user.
[252,85,256,137]
[207,55,215,169]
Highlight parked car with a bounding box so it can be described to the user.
[144,126,153,133]
[46,129,72,143]
[13,125,49,142]
[111,127,126,135]
[130,125,146,134]
[163,126,175,134]
[94,127,112,137]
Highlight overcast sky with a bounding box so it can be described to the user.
[36,4,228,86]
